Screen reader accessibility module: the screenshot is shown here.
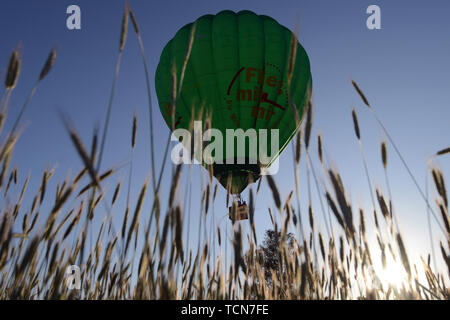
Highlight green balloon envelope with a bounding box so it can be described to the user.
[155,10,312,194]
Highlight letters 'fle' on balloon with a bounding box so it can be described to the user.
[155,10,312,195]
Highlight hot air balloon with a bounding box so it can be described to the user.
[155,10,312,220]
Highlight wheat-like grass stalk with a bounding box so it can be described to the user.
[352,80,447,238]
[38,49,57,81]
[10,48,56,135]
[435,147,450,157]
[1,11,449,301]
[5,50,21,90]
[127,4,157,193]
[302,105,331,238]
[96,8,128,172]
[125,180,148,253]
[291,128,305,243]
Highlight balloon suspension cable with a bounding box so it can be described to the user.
[232,193,243,205]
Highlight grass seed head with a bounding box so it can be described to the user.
[5,50,21,89]
[381,141,387,169]
[39,49,57,81]
[436,147,450,157]
[119,6,129,52]
[351,80,370,107]
[352,109,361,140]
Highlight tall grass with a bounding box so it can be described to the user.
[0,6,448,300]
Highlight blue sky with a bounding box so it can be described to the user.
[1,0,449,276]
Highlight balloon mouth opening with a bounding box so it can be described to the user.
[212,158,261,194]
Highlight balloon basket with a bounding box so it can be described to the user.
[229,199,249,221]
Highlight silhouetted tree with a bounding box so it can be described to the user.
[259,229,295,285]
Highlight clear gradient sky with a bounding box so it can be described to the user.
[1,0,449,276]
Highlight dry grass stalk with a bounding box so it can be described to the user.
[308,205,314,231]
[351,80,370,107]
[77,169,114,196]
[304,101,313,150]
[317,134,323,164]
[396,233,411,279]
[435,147,450,157]
[111,182,121,206]
[132,115,137,149]
[351,109,361,140]
[65,125,101,190]
[435,200,450,236]
[431,168,448,209]
[295,129,302,164]
[128,5,139,35]
[119,6,129,52]
[0,11,448,301]
[381,141,388,169]
[39,49,57,81]
[125,180,148,252]
[266,175,281,210]
[5,50,21,90]
[376,189,390,219]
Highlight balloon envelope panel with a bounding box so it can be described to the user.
[155,10,312,194]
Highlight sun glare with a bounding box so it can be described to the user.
[377,260,409,289]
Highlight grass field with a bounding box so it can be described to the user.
[0,5,448,300]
